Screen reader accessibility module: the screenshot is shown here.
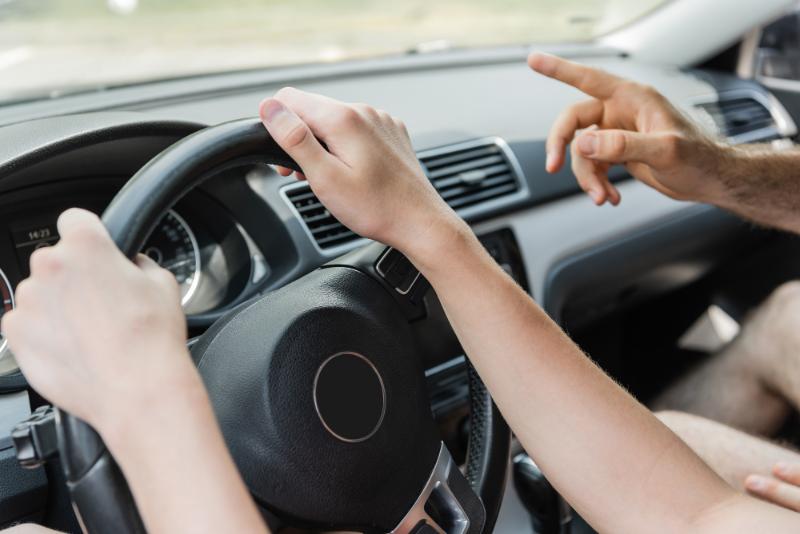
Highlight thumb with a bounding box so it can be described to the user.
[576,129,676,167]
[259,98,331,177]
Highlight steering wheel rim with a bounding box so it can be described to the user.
[55,118,510,533]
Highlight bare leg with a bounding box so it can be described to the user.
[652,281,800,436]
[657,411,800,491]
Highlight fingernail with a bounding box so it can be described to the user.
[545,150,555,171]
[775,462,790,475]
[260,99,286,124]
[589,188,603,204]
[745,475,767,491]
[578,133,598,156]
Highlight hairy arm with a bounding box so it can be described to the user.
[716,143,800,234]
[528,52,800,235]
[259,89,800,533]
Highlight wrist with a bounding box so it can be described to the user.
[695,140,738,205]
[97,356,208,456]
[400,211,481,280]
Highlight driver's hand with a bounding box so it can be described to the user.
[259,88,465,258]
[528,52,726,206]
[1,209,196,435]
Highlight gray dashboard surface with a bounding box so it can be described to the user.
[125,54,718,149]
[116,53,735,310]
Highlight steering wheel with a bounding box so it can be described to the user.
[54,119,510,533]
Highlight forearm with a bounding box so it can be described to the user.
[711,143,800,234]
[102,362,269,534]
[408,223,736,533]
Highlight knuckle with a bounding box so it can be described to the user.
[353,103,379,119]
[70,224,105,247]
[607,132,627,158]
[763,479,780,494]
[283,121,310,149]
[393,118,409,139]
[13,279,35,307]
[615,80,644,98]
[336,106,362,128]
[157,269,179,291]
[29,246,61,274]
[638,83,659,97]
[661,133,682,159]
[555,108,578,136]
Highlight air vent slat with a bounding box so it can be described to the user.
[447,183,519,209]
[287,189,318,203]
[420,138,522,213]
[284,137,523,251]
[315,230,358,247]
[427,155,506,179]
[284,185,361,251]
[432,163,510,190]
[295,202,325,214]
[423,145,500,170]
[439,174,515,201]
[697,96,777,140]
[310,221,347,234]
[303,212,333,224]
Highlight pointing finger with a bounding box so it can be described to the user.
[528,52,624,100]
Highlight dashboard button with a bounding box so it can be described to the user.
[375,248,421,295]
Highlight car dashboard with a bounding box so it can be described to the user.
[0,46,795,530]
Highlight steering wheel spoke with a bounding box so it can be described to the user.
[391,442,485,534]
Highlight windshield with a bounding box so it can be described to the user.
[0,0,667,103]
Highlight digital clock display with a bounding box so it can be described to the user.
[11,222,60,275]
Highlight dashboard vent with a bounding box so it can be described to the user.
[283,137,526,253]
[284,185,359,250]
[418,139,522,211]
[697,96,777,140]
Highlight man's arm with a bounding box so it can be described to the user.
[528,53,800,235]
[715,144,800,234]
[260,89,800,532]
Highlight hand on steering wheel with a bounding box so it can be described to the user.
[5,90,510,534]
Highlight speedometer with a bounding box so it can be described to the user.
[142,210,201,307]
[0,267,17,376]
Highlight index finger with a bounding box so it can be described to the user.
[528,52,624,100]
[273,87,353,140]
[56,208,107,241]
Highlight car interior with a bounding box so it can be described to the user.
[3,0,800,532]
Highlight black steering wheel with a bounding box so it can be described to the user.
[54,119,510,533]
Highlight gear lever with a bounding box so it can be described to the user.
[513,452,569,534]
